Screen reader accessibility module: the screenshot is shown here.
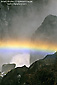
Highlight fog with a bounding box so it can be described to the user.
[0,0,57,71]
[10,53,30,67]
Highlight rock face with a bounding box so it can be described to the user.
[33,15,57,42]
[1,52,57,85]
[43,52,57,65]
[30,52,57,71]
[1,66,28,85]
[20,52,57,85]
[30,15,57,64]
[2,64,16,74]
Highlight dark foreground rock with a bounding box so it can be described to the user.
[1,52,57,85]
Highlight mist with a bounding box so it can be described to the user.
[10,53,30,67]
[0,0,57,71]
[6,0,57,40]
[0,0,50,41]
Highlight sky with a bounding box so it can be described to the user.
[0,0,57,71]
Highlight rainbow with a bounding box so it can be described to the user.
[0,40,57,53]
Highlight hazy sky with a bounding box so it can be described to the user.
[0,0,57,71]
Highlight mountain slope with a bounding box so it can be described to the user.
[30,14,57,64]
[29,52,57,73]
[1,52,57,85]
[32,15,57,43]
[20,52,57,85]
[43,52,57,65]
[1,66,28,85]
